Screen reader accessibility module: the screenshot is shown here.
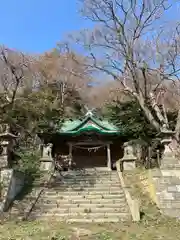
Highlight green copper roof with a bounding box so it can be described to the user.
[58,111,119,136]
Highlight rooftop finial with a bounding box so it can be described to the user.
[84,106,95,117]
[85,110,93,117]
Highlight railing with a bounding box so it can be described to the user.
[116,161,140,222]
[22,170,54,221]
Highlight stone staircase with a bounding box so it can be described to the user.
[3,173,51,221]
[28,169,131,222]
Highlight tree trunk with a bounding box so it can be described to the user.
[149,92,168,127]
[175,108,180,142]
[135,92,161,132]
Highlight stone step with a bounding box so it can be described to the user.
[55,175,118,179]
[158,202,180,208]
[52,180,119,185]
[49,184,121,189]
[35,203,128,209]
[58,177,119,181]
[57,172,118,176]
[41,194,125,200]
[30,212,130,219]
[53,178,118,181]
[51,181,121,184]
[38,198,125,204]
[44,187,123,192]
[43,192,124,196]
[52,182,121,186]
[59,174,118,178]
[66,218,129,223]
[30,216,129,222]
[57,174,118,178]
[34,207,129,214]
[161,208,180,218]
[52,175,118,178]
[44,188,123,194]
[161,164,180,169]
[60,171,118,175]
[43,187,123,195]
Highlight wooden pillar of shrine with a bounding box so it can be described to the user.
[107,144,111,170]
[68,143,73,167]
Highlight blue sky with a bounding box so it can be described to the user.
[0,0,179,54]
[0,0,90,53]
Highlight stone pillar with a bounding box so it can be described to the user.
[120,142,136,171]
[40,143,54,171]
[107,144,111,170]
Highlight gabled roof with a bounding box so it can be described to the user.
[58,111,120,136]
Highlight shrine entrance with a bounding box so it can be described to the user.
[70,143,109,169]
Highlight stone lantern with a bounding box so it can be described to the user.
[0,125,17,169]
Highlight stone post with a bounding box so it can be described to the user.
[120,142,137,171]
[40,143,54,171]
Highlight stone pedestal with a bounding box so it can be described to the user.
[40,159,54,171]
[121,142,137,171]
[40,143,54,171]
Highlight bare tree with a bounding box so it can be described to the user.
[72,0,180,146]
[35,47,93,114]
[0,47,33,115]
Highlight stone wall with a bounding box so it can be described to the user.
[139,162,180,219]
[0,169,25,212]
[150,168,180,218]
[139,169,159,205]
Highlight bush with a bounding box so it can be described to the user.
[14,149,41,181]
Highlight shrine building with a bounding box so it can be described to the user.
[39,111,125,170]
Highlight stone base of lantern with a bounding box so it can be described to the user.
[121,158,136,171]
[40,158,54,172]
[0,156,8,169]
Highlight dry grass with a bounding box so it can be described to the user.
[1,168,180,239]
